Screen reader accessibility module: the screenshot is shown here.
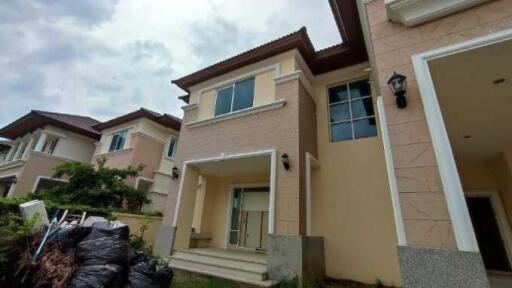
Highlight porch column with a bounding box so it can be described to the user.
[34,132,48,152]
[21,135,35,159]
[4,143,17,162]
[172,164,200,250]
[13,141,26,160]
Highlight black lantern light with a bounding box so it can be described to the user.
[172,166,179,180]
[387,72,407,109]
[281,153,290,170]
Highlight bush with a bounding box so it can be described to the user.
[0,213,40,279]
[31,158,150,213]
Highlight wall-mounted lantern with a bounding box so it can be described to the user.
[281,153,290,170]
[172,166,179,180]
[387,72,407,109]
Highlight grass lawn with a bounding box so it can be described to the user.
[171,270,393,288]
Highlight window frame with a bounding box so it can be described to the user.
[214,77,255,117]
[166,136,178,159]
[327,78,376,142]
[108,129,128,152]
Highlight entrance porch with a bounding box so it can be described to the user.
[168,151,276,286]
[407,31,512,287]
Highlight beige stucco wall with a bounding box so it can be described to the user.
[44,125,96,163]
[94,118,179,206]
[308,69,401,285]
[113,212,163,247]
[364,0,512,249]
[11,152,66,196]
[187,50,297,123]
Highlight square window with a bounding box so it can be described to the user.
[349,79,371,100]
[353,118,377,139]
[329,103,350,122]
[331,122,352,142]
[214,77,255,116]
[327,79,376,142]
[328,85,349,103]
[350,97,375,119]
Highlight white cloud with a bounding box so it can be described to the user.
[0,0,340,127]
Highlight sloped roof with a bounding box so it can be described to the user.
[0,110,101,140]
[93,108,182,132]
[173,0,367,102]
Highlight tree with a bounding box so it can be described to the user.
[34,158,150,212]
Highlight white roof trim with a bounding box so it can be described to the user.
[385,0,491,27]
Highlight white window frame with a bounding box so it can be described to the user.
[327,78,376,142]
[214,77,255,117]
[166,136,178,159]
[109,129,128,152]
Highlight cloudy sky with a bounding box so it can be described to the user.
[0,0,340,126]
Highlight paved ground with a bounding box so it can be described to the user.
[488,273,512,288]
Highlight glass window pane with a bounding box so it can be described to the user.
[232,78,254,111]
[167,138,176,157]
[353,117,377,139]
[349,79,371,100]
[109,135,119,152]
[331,122,352,142]
[329,103,350,123]
[328,85,348,103]
[351,97,375,119]
[215,87,233,116]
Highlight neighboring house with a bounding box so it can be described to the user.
[91,108,181,213]
[0,110,100,198]
[154,0,512,287]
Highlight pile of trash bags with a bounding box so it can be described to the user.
[4,221,173,288]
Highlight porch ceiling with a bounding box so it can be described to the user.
[429,39,512,163]
[193,154,271,177]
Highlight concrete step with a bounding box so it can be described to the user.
[169,249,272,286]
[176,248,267,265]
[170,263,277,287]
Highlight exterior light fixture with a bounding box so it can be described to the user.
[281,153,290,170]
[172,166,179,180]
[387,72,407,109]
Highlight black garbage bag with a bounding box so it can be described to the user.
[68,264,124,288]
[129,250,151,266]
[76,236,130,266]
[125,260,173,288]
[57,226,92,252]
[84,223,129,241]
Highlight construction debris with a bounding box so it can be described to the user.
[3,201,173,288]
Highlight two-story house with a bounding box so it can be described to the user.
[91,108,181,213]
[154,0,400,286]
[155,0,512,287]
[0,110,100,197]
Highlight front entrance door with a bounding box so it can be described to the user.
[228,186,269,250]
[467,196,512,272]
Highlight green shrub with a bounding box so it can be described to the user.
[32,158,150,212]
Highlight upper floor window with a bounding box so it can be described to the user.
[109,130,128,152]
[214,77,255,116]
[328,79,377,142]
[167,137,177,158]
[47,138,59,154]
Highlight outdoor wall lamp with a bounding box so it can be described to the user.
[387,72,407,109]
[172,166,179,180]
[281,153,290,170]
